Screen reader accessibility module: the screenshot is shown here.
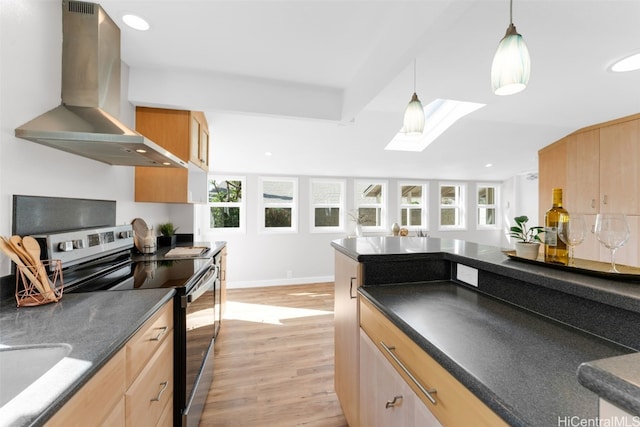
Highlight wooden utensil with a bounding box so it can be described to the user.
[22,236,56,298]
[8,235,36,269]
[0,237,48,296]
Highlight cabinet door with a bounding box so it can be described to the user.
[538,139,567,224]
[360,329,426,427]
[190,114,200,165]
[334,251,361,427]
[566,130,599,214]
[200,127,209,170]
[600,119,640,214]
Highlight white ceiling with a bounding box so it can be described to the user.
[100,0,640,181]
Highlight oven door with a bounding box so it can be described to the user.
[182,263,217,427]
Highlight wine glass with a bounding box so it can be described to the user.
[594,213,631,273]
[557,214,587,267]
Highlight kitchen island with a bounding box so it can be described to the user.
[332,236,640,426]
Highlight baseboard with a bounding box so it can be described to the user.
[227,275,334,289]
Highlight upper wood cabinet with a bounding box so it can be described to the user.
[539,113,640,266]
[190,111,210,171]
[599,119,640,214]
[135,107,209,203]
[538,138,567,223]
[540,114,640,216]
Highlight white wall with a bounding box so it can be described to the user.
[0,1,176,277]
[0,1,536,286]
[501,173,540,248]
[200,174,507,289]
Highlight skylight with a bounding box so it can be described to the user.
[385,99,485,152]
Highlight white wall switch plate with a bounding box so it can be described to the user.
[456,264,478,287]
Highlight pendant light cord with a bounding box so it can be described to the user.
[509,0,513,25]
[413,59,417,93]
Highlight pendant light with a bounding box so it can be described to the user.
[402,60,425,135]
[490,0,531,96]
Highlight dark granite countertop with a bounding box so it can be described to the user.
[332,236,640,314]
[333,236,640,421]
[0,288,175,426]
[360,283,633,426]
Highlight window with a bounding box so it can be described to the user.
[477,185,499,228]
[439,183,466,229]
[398,182,427,229]
[310,179,345,233]
[208,177,245,232]
[354,180,387,231]
[259,177,298,232]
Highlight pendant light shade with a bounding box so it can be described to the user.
[491,1,530,96]
[402,61,425,135]
[403,93,425,135]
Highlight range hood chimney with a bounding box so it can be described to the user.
[15,0,187,168]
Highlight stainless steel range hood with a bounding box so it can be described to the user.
[15,0,187,168]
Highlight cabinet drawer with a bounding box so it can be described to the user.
[126,330,174,427]
[46,348,126,426]
[359,297,507,427]
[126,300,173,387]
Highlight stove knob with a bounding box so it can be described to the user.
[119,231,132,239]
[73,239,84,249]
[58,241,74,252]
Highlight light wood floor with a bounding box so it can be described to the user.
[199,282,348,427]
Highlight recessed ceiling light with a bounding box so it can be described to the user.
[610,52,640,72]
[122,14,150,31]
[485,163,493,168]
[385,99,485,152]
[135,148,147,153]
[264,152,273,157]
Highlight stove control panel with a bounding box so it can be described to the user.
[36,225,134,268]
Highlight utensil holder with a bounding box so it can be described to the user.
[15,259,63,307]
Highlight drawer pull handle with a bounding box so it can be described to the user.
[349,277,357,299]
[151,381,169,402]
[385,395,403,408]
[150,326,168,341]
[381,341,437,405]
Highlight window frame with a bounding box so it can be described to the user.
[309,178,346,234]
[438,182,466,230]
[476,183,500,230]
[354,179,388,232]
[258,176,299,233]
[398,181,428,231]
[207,175,246,234]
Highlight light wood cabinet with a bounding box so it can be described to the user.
[124,300,174,426]
[359,297,508,427]
[538,138,567,223]
[539,113,640,266]
[360,329,441,427]
[135,107,209,203]
[599,119,640,215]
[47,300,174,427]
[565,129,599,214]
[46,348,126,426]
[334,250,361,427]
[190,111,210,171]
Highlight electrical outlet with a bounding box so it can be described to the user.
[456,264,478,287]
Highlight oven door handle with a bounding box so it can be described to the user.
[186,264,217,304]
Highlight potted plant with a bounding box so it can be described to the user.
[508,215,544,260]
[158,222,179,247]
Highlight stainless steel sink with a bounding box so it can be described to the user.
[0,344,72,407]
